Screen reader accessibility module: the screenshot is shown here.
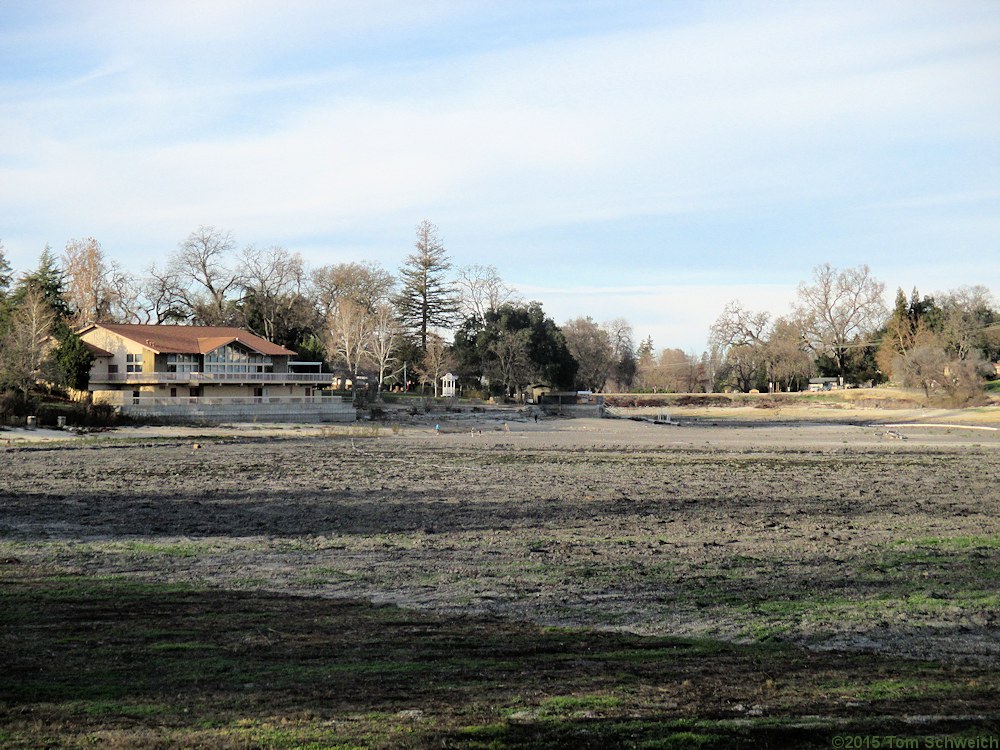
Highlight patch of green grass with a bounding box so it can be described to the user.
[822,676,992,703]
[222,719,368,750]
[898,535,1000,550]
[536,694,623,718]
[4,566,999,750]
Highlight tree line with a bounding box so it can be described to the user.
[0,222,634,401]
[698,264,1000,403]
[1,226,997,406]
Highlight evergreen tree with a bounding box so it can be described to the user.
[55,332,94,391]
[394,220,459,351]
[0,241,12,297]
[11,246,72,332]
[0,241,13,338]
[453,302,578,392]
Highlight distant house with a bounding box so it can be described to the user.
[78,323,352,421]
[522,383,551,404]
[808,377,842,392]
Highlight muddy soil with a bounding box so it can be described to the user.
[2,418,999,666]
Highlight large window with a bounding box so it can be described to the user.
[204,344,273,374]
[167,354,199,373]
[126,353,143,373]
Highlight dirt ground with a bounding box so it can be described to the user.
[2,412,1000,747]
[3,415,999,661]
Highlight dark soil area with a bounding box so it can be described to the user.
[2,422,999,747]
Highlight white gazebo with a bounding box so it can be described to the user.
[441,372,458,398]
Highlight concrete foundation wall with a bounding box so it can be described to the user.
[97,392,356,423]
[539,404,605,418]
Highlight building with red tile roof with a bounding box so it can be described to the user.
[78,323,351,422]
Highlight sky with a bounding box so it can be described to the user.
[2,0,998,351]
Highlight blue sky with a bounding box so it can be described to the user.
[2,1,997,350]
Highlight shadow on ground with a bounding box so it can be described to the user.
[2,564,998,749]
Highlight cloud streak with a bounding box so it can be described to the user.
[1,1,997,349]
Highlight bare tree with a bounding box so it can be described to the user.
[763,317,813,391]
[239,245,306,342]
[895,343,948,398]
[367,303,403,391]
[794,263,887,378]
[936,285,1000,361]
[710,300,770,351]
[718,344,764,392]
[706,300,772,391]
[0,287,57,395]
[895,330,990,405]
[324,299,373,378]
[62,238,115,325]
[310,261,395,320]
[135,265,190,324]
[562,316,614,391]
[169,226,243,324]
[104,268,150,324]
[455,264,518,323]
[603,317,637,391]
[417,332,457,397]
[634,345,709,393]
[939,351,993,405]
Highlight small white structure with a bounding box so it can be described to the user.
[441,372,458,398]
[808,376,842,392]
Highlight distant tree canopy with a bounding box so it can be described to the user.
[5,224,997,406]
[562,316,614,392]
[794,263,886,379]
[873,286,998,404]
[453,302,577,394]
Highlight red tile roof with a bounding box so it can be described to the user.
[83,324,297,356]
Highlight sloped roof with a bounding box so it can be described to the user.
[83,324,296,356]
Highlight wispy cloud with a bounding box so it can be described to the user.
[1,1,997,348]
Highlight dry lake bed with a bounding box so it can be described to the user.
[2,415,999,748]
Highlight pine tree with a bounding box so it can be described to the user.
[394,220,459,351]
[0,240,12,297]
[12,246,71,322]
[55,332,94,391]
[0,241,12,337]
